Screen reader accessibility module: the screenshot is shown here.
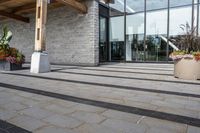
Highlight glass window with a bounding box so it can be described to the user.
[146,0,168,61]
[169,6,192,36]
[110,0,125,60]
[170,0,192,7]
[169,4,192,55]
[110,0,125,16]
[146,0,168,11]
[126,0,144,61]
[126,0,144,13]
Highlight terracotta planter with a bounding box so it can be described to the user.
[174,58,200,80]
[0,60,22,71]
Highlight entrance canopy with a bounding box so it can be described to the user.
[0,0,89,23]
[0,0,111,73]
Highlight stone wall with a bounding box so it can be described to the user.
[0,0,99,66]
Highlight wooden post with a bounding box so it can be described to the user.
[31,0,50,73]
[35,0,47,52]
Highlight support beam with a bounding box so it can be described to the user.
[13,1,63,15]
[56,0,87,14]
[0,0,14,5]
[31,0,50,73]
[12,3,36,14]
[0,10,29,23]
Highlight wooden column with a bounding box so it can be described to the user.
[35,0,47,52]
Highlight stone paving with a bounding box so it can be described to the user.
[0,63,200,133]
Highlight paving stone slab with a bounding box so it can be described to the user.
[187,126,200,133]
[70,111,106,124]
[43,114,83,129]
[20,107,55,119]
[74,123,121,133]
[101,119,147,133]
[9,115,47,131]
[101,110,142,123]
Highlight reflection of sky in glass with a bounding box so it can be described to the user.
[109,0,193,13]
[110,17,124,41]
[146,10,167,35]
[109,0,198,40]
[110,0,124,12]
[169,6,192,36]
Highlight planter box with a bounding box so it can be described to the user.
[174,58,200,80]
[0,60,22,71]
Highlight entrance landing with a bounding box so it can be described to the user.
[0,63,200,133]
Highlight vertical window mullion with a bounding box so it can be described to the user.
[144,0,147,61]
[167,0,170,61]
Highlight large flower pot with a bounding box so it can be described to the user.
[0,60,22,71]
[174,58,200,80]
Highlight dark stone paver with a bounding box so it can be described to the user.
[0,120,31,133]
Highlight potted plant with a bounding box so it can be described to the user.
[0,26,25,71]
[169,23,200,80]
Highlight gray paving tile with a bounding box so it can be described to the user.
[71,104,106,113]
[0,109,18,120]
[2,102,27,112]
[101,110,141,123]
[20,107,55,119]
[101,119,147,133]
[70,111,106,124]
[43,114,83,128]
[146,127,181,133]
[140,117,187,133]
[187,126,200,133]
[75,123,121,133]
[9,115,47,131]
[44,104,76,115]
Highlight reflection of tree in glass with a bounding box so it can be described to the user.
[170,22,200,53]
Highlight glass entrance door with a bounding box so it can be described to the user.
[99,16,109,62]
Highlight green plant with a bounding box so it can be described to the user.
[170,22,200,61]
[0,26,25,64]
[172,22,200,53]
[0,26,12,50]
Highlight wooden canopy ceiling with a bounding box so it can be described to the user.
[0,0,89,23]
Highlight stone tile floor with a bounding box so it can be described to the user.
[0,63,200,133]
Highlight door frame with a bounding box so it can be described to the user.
[99,4,110,62]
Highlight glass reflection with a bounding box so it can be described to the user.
[126,13,145,61]
[109,0,125,60]
[126,0,144,61]
[169,5,192,53]
[146,0,168,61]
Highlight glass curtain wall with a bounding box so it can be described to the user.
[101,0,200,62]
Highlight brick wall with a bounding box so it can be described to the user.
[0,0,99,66]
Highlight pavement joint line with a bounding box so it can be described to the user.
[2,72,200,98]
[53,69,173,76]
[57,67,174,76]
[100,66,173,71]
[54,70,199,86]
[0,82,200,127]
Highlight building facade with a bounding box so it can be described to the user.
[0,0,200,65]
